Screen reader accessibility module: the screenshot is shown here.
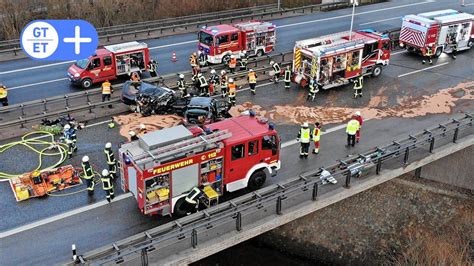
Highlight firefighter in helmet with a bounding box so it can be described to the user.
[270,61,281,82]
[189,52,198,75]
[209,69,219,96]
[197,73,209,96]
[81,156,95,195]
[307,77,318,102]
[284,65,292,89]
[247,68,257,95]
[228,78,237,106]
[220,70,228,98]
[422,45,433,65]
[228,54,237,73]
[104,142,117,179]
[353,76,363,98]
[177,73,187,98]
[239,51,248,71]
[0,84,8,106]
[297,122,312,158]
[101,169,115,203]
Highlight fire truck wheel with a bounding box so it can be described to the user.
[222,55,231,65]
[256,50,264,57]
[248,170,266,190]
[173,198,189,217]
[81,78,92,89]
[434,48,442,58]
[371,65,382,77]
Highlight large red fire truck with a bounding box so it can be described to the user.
[119,115,281,217]
[399,10,474,57]
[292,30,391,89]
[67,41,151,89]
[198,20,276,64]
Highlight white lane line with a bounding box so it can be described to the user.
[464,3,474,6]
[391,50,406,55]
[359,17,400,26]
[8,78,68,91]
[0,193,133,239]
[397,62,449,78]
[277,1,430,29]
[149,40,197,50]
[281,123,348,148]
[0,61,75,75]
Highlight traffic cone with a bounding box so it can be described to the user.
[171,51,177,62]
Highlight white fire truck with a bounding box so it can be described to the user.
[198,20,276,64]
[119,115,281,217]
[292,30,391,90]
[400,10,474,57]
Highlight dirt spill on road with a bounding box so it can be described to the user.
[113,113,182,140]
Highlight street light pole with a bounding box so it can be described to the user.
[349,0,358,41]
[278,0,281,11]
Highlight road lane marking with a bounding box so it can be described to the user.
[0,61,74,75]
[391,50,405,55]
[149,40,197,50]
[281,123,349,148]
[8,78,68,91]
[359,17,400,26]
[397,62,449,78]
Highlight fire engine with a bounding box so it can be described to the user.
[400,10,474,57]
[119,115,281,217]
[292,30,391,89]
[67,41,151,89]
[198,20,276,64]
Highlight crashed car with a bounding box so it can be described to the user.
[121,81,178,116]
[184,97,232,126]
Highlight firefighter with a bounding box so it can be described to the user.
[228,55,237,74]
[198,51,207,67]
[131,72,140,90]
[189,52,198,75]
[247,68,257,95]
[346,118,360,147]
[307,77,317,102]
[422,47,433,65]
[353,111,363,143]
[312,122,321,154]
[353,76,363,98]
[228,78,237,106]
[62,124,77,159]
[220,70,228,98]
[101,80,113,108]
[297,122,312,158]
[177,74,187,98]
[148,59,158,77]
[129,131,139,141]
[209,69,219,96]
[0,84,8,106]
[197,73,209,96]
[284,66,292,89]
[270,61,281,82]
[104,142,117,179]
[81,156,95,195]
[451,41,457,59]
[101,169,115,203]
[239,52,248,71]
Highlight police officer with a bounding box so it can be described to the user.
[284,66,292,89]
[247,69,257,95]
[101,169,115,203]
[148,59,158,77]
[101,80,113,108]
[104,142,117,179]
[270,61,281,82]
[307,77,318,102]
[228,78,237,106]
[220,70,228,98]
[177,74,187,98]
[209,69,219,96]
[197,73,209,96]
[228,55,237,74]
[239,52,248,71]
[422,47,433,65]
[81,156,95,195]
[297,122,312,158]
[353,76,363,98]
[0,84,8,106]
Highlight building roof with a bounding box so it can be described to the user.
[206,115,272,145]
[203,24,239,35]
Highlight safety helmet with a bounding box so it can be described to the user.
[302,122,309,127]
[228,78,234,83]
[192,52,197,56]
[32,170,40,177]
[82,156,89,163]
[355,111,361,116]
[230,54,235,58]
[249,68,254,72]
[139,124,146,130]
[220,70,226,75]
[270,61,275,65]
[102,169,109,176]
[179,74,184,79]
[129,130,136,136]
[105,142,112,149]
[210,69,216,74]
[63,124,71,130]
[198,73,202,77]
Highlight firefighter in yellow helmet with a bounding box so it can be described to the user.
[228,78,237,106]
[247,69,257,95]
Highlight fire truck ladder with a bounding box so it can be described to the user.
[135,130,232,165]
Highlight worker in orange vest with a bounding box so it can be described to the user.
[189,52,198,75]
[247,69,257,95]
[228,55,237,74]
[228,78,237,106]
[101,80,113,108]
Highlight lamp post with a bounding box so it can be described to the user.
[349,0,359,41]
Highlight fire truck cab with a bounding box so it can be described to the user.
[292,30,391,89]
[198,20,276,64]
[67,41,150,89]
[119,115,281,217]
[400,10,474,57]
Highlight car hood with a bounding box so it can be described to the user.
[122,81,173,101]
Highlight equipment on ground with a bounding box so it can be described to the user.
[67,41,152,89]
[119,115,281,216]
[198,20,276,64]
[399,9,474,57]
[292,30,391,90]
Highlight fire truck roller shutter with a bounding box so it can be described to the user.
[225,163,272,192]
[171,164,199,200]
[127,166,138,199]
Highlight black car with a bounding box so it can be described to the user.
[184,97,231,125]
[121,81,178,116]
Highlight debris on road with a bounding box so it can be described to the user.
[113,113,183,140]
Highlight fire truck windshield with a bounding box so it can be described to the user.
[75,59,89,69]
[199,32,214,46]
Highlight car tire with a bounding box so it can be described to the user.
[434,47,442,58]
[81,78,92,89]
[222,54,231,65]
[371,65,382,77]
[173,198,189,218]
[248,170,266,191]
[256,50,264,57]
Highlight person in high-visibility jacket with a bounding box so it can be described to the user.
[312,122,322,154]
[209,69,219,96]
[104,142,117,179]
[228,78,237,106]
[353,76,363,98]
[148,59,158,77]
[422,47,433,65]
[101,169,115,203]
[220,70,228,98]
[239,52,248,71]
[346,118,360,147]
[81,156,95,195]
[177,74,187,98]
[270,61,281,82]
[228,55,237,73]
[197,73,209,96]
[247,69,257,95]
[101,80,113,108]
[297,122,312,158]
[353,111,363,143]
[63,124,77,158]
[189,52,198,75]
[307,77,318,102]
[284,66,292,89]
[0,84,8,106]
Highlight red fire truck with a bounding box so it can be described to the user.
[67,41,151,89]
[292,30,391,89]
[198,20,276,64]
[119,115,281,217]
[400,10,474,57]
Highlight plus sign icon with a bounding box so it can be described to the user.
[21,20,98,61]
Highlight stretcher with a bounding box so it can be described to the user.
[9,165,82,202]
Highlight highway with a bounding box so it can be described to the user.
[0,0,473,264]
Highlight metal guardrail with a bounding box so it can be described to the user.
[68,113,473,265]
[0,51,292,129]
